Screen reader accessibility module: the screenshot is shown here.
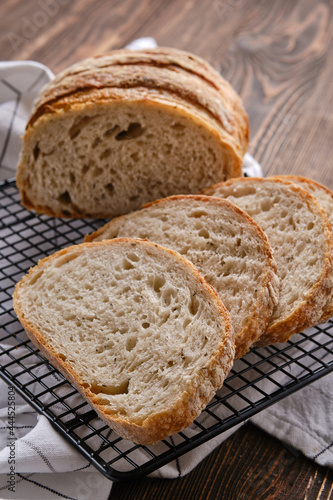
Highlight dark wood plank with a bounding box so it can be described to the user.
[110,423,333,500]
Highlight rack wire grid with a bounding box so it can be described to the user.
[1,178,333,482]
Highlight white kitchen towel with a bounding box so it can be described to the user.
[0,39,332,500]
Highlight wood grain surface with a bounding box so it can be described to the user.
[111,423,333,500]
[1,0,333,499]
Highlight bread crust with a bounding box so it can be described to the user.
[202,177,333,344]
[13,238,235,444]
[86,194,280,358]
[28,48,249,155]
[16,48,249,219]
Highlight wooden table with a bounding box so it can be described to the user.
[1,0,333,498]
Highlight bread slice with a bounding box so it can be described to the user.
[85,195,279,358]
[13,238,235,445]
[275,175,333,323]
[202,177,333,345]
[16,47,249,219]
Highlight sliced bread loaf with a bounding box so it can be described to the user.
[275,175,333,323]
[85,195,279,358]
[13,238,235,445]
[202,177,333,345]
[16,47,249,219]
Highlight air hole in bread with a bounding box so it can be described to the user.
[198,228,210,239]
[105,183,114,195]
[104,125,119,137]
[100,148,111,160]
[183,317,191,329]
[57,191,72,206]
[307,222,314,230]
[288,216,296,230]
[64,313,76,321]
[261,199,271,211]
[123,258,135,270]
[189,293,200,315]
[162,287,176,306]
[149,275,166,293]
[130,152,139,161]
[171,122,185,131]
[84,282,94,290]
[91,137,101,149]
[159,312,170,326]
[82,164,90,174]
[58,353,66,361]
[54,253,79,268]
[28,269,44,285]
[231,186,257,198]
[93,166,103,177]
[188,210,209,218]
[33,143,40,160]
[178,246,190,256]
[142,322,150,329]
[183,356,192,367]
[127,252,140,262]
[70,172,76,185]
[126,336,138,352]
[115,123,144,141]
[90,380,129,395]
[69,115,96,140]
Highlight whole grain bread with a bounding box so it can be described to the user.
[202,177,333,345]
[86,195,279,358]
[13,238,235,445]
[275,175,333,323]
[16,47,249,219]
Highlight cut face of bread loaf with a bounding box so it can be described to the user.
[202,177,333,345]
[86,195,279,358]
[275,175,333,323]
[16,47,249,219]
[13,239,235,444]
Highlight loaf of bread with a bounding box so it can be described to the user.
[202,177,333,345]
[86,195,279,358]
[16,47,249,219]
[13,238,235,444]
[275,175,333,323]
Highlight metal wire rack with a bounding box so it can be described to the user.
[1,178,333,482]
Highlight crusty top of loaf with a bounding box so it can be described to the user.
[86,195,279,358]
[27,47,249,158]
[13,238,235,444]
[202,177,333,344]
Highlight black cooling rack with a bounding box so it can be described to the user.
[1,178,333,482]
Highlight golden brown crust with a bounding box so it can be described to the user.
[17,48,249,219]
[13,238,235,444]
[29,48,249,156]
[202,177,333,345]
[86,194,280,358]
